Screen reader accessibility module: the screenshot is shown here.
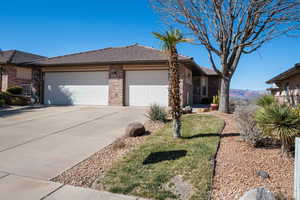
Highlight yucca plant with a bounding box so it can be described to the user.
[255,104,300,154]
[256,95,275,108]
[146,104,167,123]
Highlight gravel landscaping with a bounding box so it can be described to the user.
[94,114,225,200]
[210,112,294,200]
[52,111,294,200]
[52,120,165,188]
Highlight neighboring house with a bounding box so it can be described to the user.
[266,63,300,106]
[1,44,220,106]
[0,50,45,98]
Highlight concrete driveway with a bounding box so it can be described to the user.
[0,106,147,180]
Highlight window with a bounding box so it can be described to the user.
[20,84,32,96]
[16,67,32,80]
[201,77,208,97]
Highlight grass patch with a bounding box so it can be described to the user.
[98,114,225,200]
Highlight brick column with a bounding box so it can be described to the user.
[108,65,124,106]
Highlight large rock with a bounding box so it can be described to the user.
[240,187,276,200]
[256,170,269,179]
[125,122,145,137]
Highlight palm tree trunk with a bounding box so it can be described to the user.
[169,47,181,138]
[173,118,181,138]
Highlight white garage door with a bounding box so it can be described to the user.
[44,71,108,105]
[126,70,169,106]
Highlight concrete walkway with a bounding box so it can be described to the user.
[0,173,145,200]
[0,106,148,200]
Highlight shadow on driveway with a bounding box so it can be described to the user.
[0,105,49,118]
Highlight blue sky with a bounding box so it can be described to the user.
[1,0,299,90]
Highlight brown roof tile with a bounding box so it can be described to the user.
[30,44,192,66]
[0,50,45,65]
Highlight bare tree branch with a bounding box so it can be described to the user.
[150,0,300,113]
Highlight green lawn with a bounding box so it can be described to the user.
[98,114,225,200]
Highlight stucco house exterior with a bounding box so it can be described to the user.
[0,44,220,106]
[266,63,300,106]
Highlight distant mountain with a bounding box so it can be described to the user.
[230,89,266,99]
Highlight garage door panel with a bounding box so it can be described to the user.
[126,71,168,106]
[44,72,108,105]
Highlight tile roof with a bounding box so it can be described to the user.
[28,44,218,76]
[30,44,192,66]
[0,50,45,65]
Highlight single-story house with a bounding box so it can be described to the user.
[0,50,45,96]
[266,63,300,106]
[0,44,220,106]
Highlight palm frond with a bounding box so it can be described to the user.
[152,29,193,52]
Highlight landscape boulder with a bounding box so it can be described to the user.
[125,122,145,137]
[256,170,269,179]
[240,187,276,200]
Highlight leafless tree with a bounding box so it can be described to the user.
[151,0,300,113]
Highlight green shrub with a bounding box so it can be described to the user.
[7,86,23,95]
[7,96,30,106]
[0,92,10,102]
[146,104,167,122]
[293,104,300,119]
[255,104,300,154]
[256,95,275,108]
[0,92,30,106]
[0,98,5,106]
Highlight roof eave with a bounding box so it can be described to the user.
[266,64,300,84]
[27,58,194,67]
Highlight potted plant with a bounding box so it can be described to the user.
[211,95,219,111]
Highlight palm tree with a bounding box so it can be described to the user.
[153,29,191,138]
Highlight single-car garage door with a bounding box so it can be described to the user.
[126,70,169,106]
[44,71,108,105]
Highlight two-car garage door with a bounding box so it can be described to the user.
[44,71,108,105]
[44,70,169,106]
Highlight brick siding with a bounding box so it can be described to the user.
[108,65,124,106]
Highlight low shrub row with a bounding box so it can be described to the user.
[0,90,31,106]
[7,86,23,95]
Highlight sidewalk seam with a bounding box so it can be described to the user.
[40,184,65,200]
